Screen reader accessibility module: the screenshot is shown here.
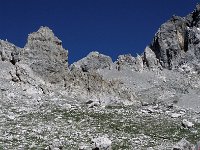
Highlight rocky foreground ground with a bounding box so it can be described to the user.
[1,4,200,150]
[0,94,200,149]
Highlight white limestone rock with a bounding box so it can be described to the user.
[91,136,112,150]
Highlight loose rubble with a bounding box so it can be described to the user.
[173,138,194,150]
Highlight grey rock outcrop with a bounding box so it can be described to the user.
[68,51,137,105]
[0,40,20,65]
[0,40,20,64]
[70,51,112,72]
[150,15,187,69]
[135,54,144,71]
[144,46,160,70]
[0,26,137,107]
[116,54,136,71]
[67,66,136,105]
[20,26,69,85]
[0,40,21,83]
[115,53,144,72]
[150,4,200,70]
[187,4,200,28]
[1,4,200,150]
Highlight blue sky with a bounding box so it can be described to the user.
[0,0,199,64]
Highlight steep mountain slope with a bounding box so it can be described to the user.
[0,4,200,150]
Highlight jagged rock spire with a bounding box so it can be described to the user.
[20,26,69,84]
[26,26,62,48]
[70,51,112,72]
[150,4,200,69]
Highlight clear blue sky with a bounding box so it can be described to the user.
[0,0,199,64]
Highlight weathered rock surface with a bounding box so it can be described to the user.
[173,139,194,150]
[0,4,200,150]
[91,136,112,150]
[115,53,144,72]
[21,26,69,85]
[70,51,112,72]
[182,119,194,128]
[67,66,137,105]
[144,46,160,70]
[150,4,200,70]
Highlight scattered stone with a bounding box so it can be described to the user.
[86,100,100,108]
[172,138,194,150]
[0,4,200,149]
[141,101,149,106]
[46,139,63,150]
[140,109,149,114]
[147,107,155,113]
[182,119,194,128]
[79,143,92,150]
[171,113,182,118]
[91,136,112,150]
[61,103,72,110]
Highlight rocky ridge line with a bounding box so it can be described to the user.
[0,4,200,150]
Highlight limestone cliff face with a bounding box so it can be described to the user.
[21,27,69,85]
[1,5,200,149]
[150,4,200,70]
[0,4,200,107]
[0,27,137,105]
[68,52,136,104]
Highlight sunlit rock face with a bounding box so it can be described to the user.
[0,4,200,149]
[22,26,69,85]
[70,51,113,72]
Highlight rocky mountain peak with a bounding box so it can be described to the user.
[70,51,112,72]
[150,5,200,70]
[19,27,69,85]
[0,4,200,149]
[26,26,62,46]
[192,3,200,27]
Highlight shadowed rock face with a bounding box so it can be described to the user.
[150,4,200,70]
[0,40,20,64]
[150,16,188,69]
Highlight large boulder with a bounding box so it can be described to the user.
[91,136,112,150]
